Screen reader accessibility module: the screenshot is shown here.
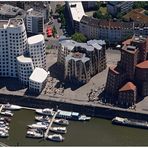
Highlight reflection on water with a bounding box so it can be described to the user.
[0,109,148,146]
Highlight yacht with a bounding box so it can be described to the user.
[0,110,13,117]
[3,103,22,110]
[26,130,43,138]
[47,134,64,142]
[35,116,51,122]
[0,126,9,130]
[0,121,9,126]
[0,117,11,122]
[50,127,67,134]
[78,115,91,121]
[54,119,69,126]
[35,108,54,116]
[27,123,48,130]
[0,131,9,138]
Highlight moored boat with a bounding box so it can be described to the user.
[0,110,13,117]
[27,123,48,130]
[112,117,148,129]
[54,119,69,126]
[50,127,67,134]
[0,131,9,138]
[56,110,91,121]
[0,117,11,122]
[3,103,22,110]
[47,134,64,142]
[26,130,43,138]
[35,108,54,116]
[35,116,51,122]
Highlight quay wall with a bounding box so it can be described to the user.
[0,93,148,120]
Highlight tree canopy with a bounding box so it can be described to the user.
[71,33,87,43]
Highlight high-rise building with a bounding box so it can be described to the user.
[105,35,148,107]
[28,34,46,70]
[0,18,27,77]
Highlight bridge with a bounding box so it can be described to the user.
[44,110,59,139]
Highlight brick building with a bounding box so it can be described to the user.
[105,35,148,108]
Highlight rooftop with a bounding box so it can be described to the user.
[29,67,48,83]
[28,34,44,45]
[60,39,105,52]
[109,66,120,75]
[17,55,33,64]
[136,60,148,69]
[27,8,43,17]
[68,1,85,22]
[0,4,23,16]
[119,82,136,92]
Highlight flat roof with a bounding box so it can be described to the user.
[28,34,44,45]
[0,20,8,28]
[68,1,85,22]
[17,55,33,64]
[29,67,48,83]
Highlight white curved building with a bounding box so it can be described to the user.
[28,34,46,70]
[29,67,48,93]
[17,55,34,85]
[0,18,27,77]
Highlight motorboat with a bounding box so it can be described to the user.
[0,110,13,117]
[0,126,9,130]
[47,134,64,142]
[3,103,22,110]
[50,127,67,134]
[78,115,91,121]
[27,123,48,130]
[54,119,69,126]
[0,131,9,138]
[36,122,49,126]
[35,108,54,116]
[0,128,8,133]
[0,117,11,122]
[26,130,43,138]
[0,121,9,126]
[35,116,51,122]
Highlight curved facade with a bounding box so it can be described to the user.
[28,34,46,70]
[0,18,27,77]
[17,55,34,85]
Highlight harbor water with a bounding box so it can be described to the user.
[1,109,148,146]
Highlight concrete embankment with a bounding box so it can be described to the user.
[0,93,148,121]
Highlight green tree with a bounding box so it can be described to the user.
[71,33,87,43]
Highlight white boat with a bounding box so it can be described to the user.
[0,121,9,126]
[0,131,9,138]
[27,123,48,130]
[54,119,69,126]
[50,127,67,134]
[47,134,64,142]
[0,117,11,122]
[0,126,9,130]
[26,130,43,138]
[3,103,22,110]
[57,110,91,121]
[35,116,51,122]
[0,128,8,133]
[0,110,13,117]
[35,108,54,116]
[36,122,49,126]
[78,115,91,121]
